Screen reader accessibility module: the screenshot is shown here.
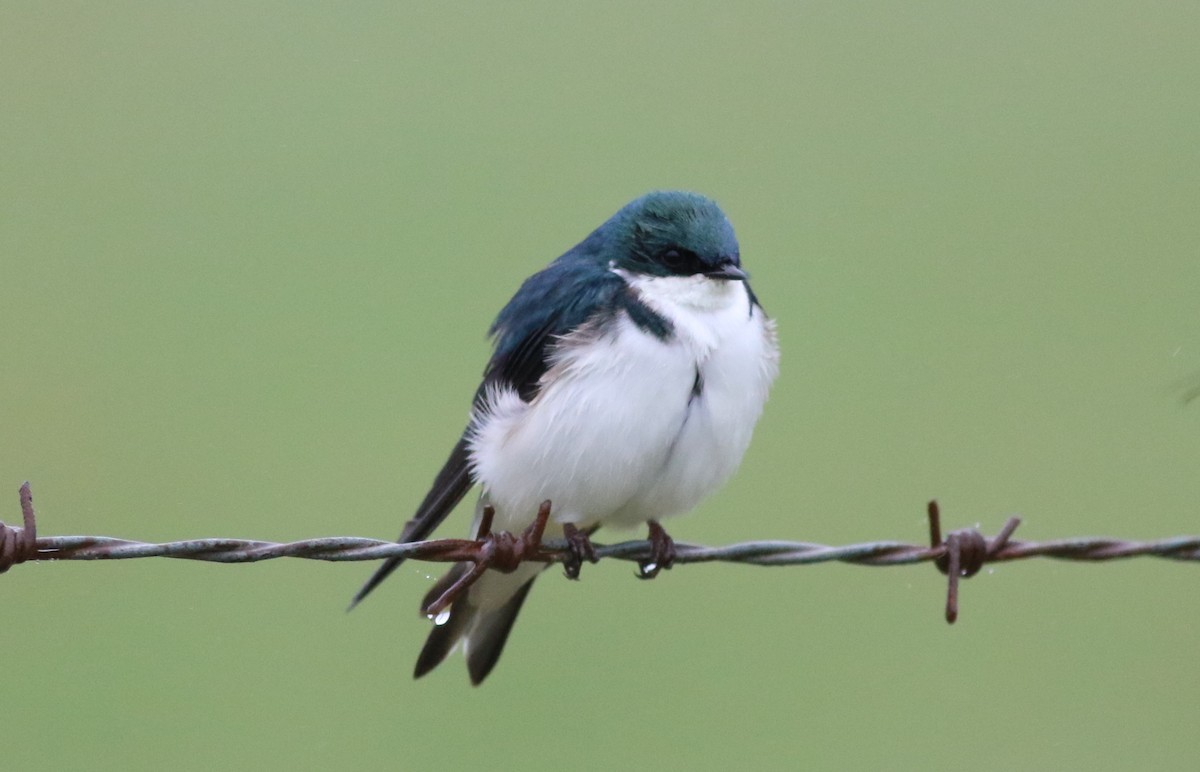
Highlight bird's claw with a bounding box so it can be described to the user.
[561,523,598,579]
[637,520,675,579]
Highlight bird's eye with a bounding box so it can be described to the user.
[660,248,693,271]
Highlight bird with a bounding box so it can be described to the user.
[351,190,779,684]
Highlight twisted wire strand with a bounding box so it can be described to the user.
[4,485,1198,568]
[19,533,1200,565]
[3,483,1198,622]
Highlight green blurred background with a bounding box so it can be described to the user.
[2,2,1198,769]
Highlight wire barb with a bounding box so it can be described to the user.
[0,482,37,574]
[420,500,554,618]
[927,500,1021,623]
[5,483,1200,623]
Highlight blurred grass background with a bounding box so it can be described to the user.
[2,2,1198,769]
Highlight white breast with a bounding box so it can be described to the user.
[468,272,779,533]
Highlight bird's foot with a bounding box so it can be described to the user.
[421,500,552,618]
[561,523,598,580]
[637,520,676,579]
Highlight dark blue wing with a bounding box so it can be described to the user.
[481,258,637,400]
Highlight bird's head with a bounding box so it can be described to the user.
[592,191,745,282]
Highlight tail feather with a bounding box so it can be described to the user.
[413,571,539,685]
[414,604,470,679]
[413,563,473,679]
[466,578,537,685]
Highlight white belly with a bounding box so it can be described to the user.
[468,277,778,534]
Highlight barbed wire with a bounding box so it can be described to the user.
[2,482,1198,622]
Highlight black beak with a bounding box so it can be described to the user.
[705,263,748,281]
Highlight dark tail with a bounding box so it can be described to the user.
[414,565,539,685]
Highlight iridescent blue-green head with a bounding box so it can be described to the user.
[587,190,745,281]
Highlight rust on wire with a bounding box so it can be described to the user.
[421,501,553,618]
[4,483,1200,623]
[927,500,1021,623]
[0,482,37,574]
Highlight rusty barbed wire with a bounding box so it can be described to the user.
[2,482,1199,622]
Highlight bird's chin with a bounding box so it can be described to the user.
[628,272,741,313]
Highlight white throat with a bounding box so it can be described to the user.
[612,268,743,314]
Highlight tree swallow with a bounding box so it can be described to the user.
[351,190,780,684]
